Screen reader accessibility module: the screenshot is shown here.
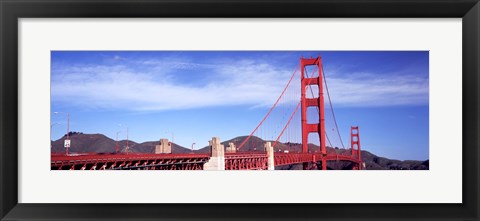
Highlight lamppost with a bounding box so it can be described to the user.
[54,112,70,155]
[115,131,122,153]
[119,124,129,153]
[191,142,196,153]
[50,122,60,149]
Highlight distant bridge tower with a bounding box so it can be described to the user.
[350,126,362,163]
[300,56,327,170]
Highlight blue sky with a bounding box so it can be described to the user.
[51,51,429,160]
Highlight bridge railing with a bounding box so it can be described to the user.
[225,152,267,158]
[51,153,210,162]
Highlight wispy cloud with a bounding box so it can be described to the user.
[51,56,428,112]
[51,59,291,111]
[325,72,428,107]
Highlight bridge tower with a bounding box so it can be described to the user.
[300,56,327,170]
[350,126,362,169]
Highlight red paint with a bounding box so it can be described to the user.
[350,126,362,169]
[300,57,326,170]
[51,56,364,170]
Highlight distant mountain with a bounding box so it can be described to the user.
[360,151,429,170]
[128,141,193,154]
[51,132,191,154]
[197,136,429,170]
[51,133,428,170]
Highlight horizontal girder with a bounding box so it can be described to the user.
[51,152,361,170]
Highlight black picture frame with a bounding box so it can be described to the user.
[1,0,479,220]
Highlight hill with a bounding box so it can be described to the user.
[51,133,428,170]
[197,136,428,170]
[51,132,191,154]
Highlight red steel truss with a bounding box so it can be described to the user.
[50,56,364,170]
[51,151,362,170]
[51,153,210,170]
[274,153,315,166]
[225,152,268,170]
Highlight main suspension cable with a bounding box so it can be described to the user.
[238,62,300,149]
[322,65,345,149]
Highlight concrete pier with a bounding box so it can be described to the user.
[155,139,172,154]
[264,142,274,170]
[226,142,236,153]
[203,137,225,170]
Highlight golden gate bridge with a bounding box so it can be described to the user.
[51,56,364,170]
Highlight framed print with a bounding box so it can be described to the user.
[1,0,479,220]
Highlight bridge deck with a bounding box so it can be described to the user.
[51,152,361,170]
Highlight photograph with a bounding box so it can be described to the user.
[50,51,429,170]
[2,0,477,219]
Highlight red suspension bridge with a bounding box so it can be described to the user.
[51,56,364,170]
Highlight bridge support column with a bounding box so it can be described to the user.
[155,139,172,154]
[203,137,225,170]
[351,126,363,170]
[300,56,327,170]
[264,142,274,170]
[226,142,236,153]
